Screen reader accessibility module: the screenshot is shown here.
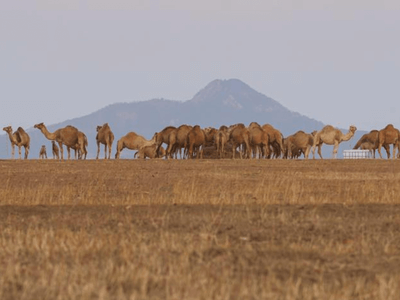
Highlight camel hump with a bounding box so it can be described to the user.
[17,127,26,133]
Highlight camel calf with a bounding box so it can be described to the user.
[134,145,166,159]
[39,145,47,159]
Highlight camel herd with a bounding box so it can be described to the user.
[3,122,400,160]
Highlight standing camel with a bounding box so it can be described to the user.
[286,130,315,159]
[96,123,114,159]
[34,123,85,160]
[377,124,399,159]
[214,125,229,159]
[3,126,30,159]
[248,122,269,159]
[228,123,250,159]
[187,125,206,159]
[353,130,381,158]
[155,126,177,159]
[312,125,357,159]
[171,125,192,159]
[261,124,284,158]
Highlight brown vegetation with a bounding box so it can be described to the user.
[1,160,400,299]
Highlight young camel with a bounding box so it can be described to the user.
[39,145,47,159]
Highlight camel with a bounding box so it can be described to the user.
[96,123,114,159]
[360,141,375,157]
[69,131,88,159]
[312,125,357,159]
[228,123,250,159]
[377,124,399,159]
[171,125,192,159]
[261,124,284,159]
[3,126,30,159]
[134,145,166,159]
[52,141,60,160]
[39,145,47,159]
[115,131,157,159]
[214,125,229,159]
[248,122,269,159]
[286,130,316,159]
[187,125,206,159]
[204,127,217,147]
[155,126,177,159]
[353,130,381,158]
[34,123,85,160]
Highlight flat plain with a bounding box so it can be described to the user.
[1,159,400,300]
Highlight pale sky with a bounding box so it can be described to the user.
[1,0,399,131]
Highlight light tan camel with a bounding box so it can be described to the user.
[261,124,284,159]
[228,123,250,159]
[187,125,206,159]
[377,124,399,159]
[134,145,166,159]
[214,125,229,159]
[312,125,357,159]
[52,141,60,160]
[155,126,177,159]
[171,125,192,159]
[3,126,30,159]
[353,130,381,158]
[115,132,157,159]
[286,130,316,159]
[96,123,114,159]
[248,122,269,159]
[39,145,47,159]
[34,123,84,160]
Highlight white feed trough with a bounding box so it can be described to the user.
[343,150,371,159]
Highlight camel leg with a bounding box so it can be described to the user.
[317,144,323,159]
[24,146,29,159]
[104,144,107,159]
[96,142,100,159]
[108,143,112,159]
[58,142,64,160]
[332,142,339,159]
[393,144,397,159]
[18,146,22,159]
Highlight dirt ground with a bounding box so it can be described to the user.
[1,159,400,299]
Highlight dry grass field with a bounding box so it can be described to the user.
[1,159,400,299]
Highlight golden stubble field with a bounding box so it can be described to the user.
[1,158,400,300]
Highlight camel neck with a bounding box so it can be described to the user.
[40,127,57,140]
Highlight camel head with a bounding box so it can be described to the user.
[96,125,102,132]
[2,126,12,134]
[34,123,45,130]
[349,125,357,133]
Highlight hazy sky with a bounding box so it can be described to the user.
[1,0,399,131]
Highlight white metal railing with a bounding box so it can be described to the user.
[343,150,371,159]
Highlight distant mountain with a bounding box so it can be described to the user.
[0,79,365,159]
